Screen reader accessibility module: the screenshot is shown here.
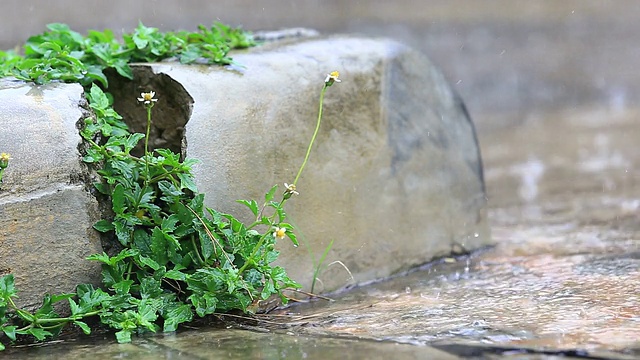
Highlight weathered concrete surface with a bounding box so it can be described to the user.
[135,35,490,291]
[0,79,102,308]
[0,35,489,301]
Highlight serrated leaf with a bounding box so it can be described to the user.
[112,280,134,295]
[236,199,259,217]
[69,298,81,316]
[177,172,198,192]
[0,274,16,299]
[93,219,114,232]
[151,227,168,265]
[2,325,17,341]
[115,329,132,343]
[265,184,278,203]
[136,255,160,271]
[74,321,91,335]
[111,183,126,214]
[25,328,52,341]
[86,251,111,264]
[89,83,110,110]
[164,269,187,281]
[162,304,193,332]
[161,214,180,233]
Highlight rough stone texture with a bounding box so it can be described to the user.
[0,79,103,308]
[135,35,490,291]
[0,35,490,300]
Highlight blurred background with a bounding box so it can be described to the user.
[3,0,639,220]
[3,1,639,122]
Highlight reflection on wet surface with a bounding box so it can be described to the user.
[274,233,638,352]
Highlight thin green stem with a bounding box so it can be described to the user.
[238,232,270,273]
[144,105,152,183]
[293,84,328,186]
[191,234,205,265]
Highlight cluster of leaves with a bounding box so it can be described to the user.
[0,22,255,86]
[0,22,302,350]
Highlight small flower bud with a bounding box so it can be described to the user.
[0,153,10,169]
[324,71,341,86]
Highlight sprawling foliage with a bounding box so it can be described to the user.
[0,22,321,350]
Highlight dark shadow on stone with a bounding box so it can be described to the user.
[106,66,194,159]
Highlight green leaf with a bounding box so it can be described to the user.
[124,133,145,153]
[0,275,16,299]
[93,219,114,232]
[196,227,214,262]
[164,269,187,281]
[286,231,299,247]
[69,298,82,316]
[158,180,182,198]
[113,280,134,295]
[140,278,163,299]
[74,321,91,335]
[188,292,217,317]
[115,329,132,343]
[112,183,126,214]
[150,227,168,265]
[237,199,259,217]
[136,255,160,271]
[261,279,276,300]
[265,184,278,203]
[35,294,58,319]
[161,214,180,233]
[86,252,111,264]
[2,326,17,341]
[114,218,132,246]
[162,304,193,332]
[89,83,110,110]
[177,173,198,193]
[24,328,53,341]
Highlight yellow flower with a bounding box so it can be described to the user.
[273,227,286,240]
[324,71,341,86]
[283,182,299,197]
[0,152,10,169]
[137,91,158,105]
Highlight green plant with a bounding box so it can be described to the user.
[0,152,9,185]
[0,22,255,86]
[0,22,342,350]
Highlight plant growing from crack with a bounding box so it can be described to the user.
[0,152,9,186]
[0,21,343,350]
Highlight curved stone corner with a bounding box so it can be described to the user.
[0,79,103,308]
[134,35,491,292]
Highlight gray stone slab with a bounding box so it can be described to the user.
[0,79,102,308]
[135,35,490,291]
